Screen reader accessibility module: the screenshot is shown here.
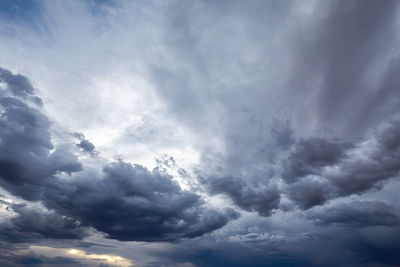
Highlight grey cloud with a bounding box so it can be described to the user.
[0,67,34,98]
[281,137,353,183]
[0,203,88,243]
[77,139,95,153]
[0,67,237,242]
[154,225,400,267]
[203,175,280,217]
[73,132,97,155]
[145,0,400,214]
[198,121,294,216]
[45,160,239,242]
[49,145,83,174]
[329,121,400,196]
[307,201,400,227]
[0,67,42,105]
[2,0,400,266]
[0,253,78,267]
[0,69,82,201]
[283,120,400,209]
[288,0,400,137]
[286,179,334,210]
[14,254,79,265]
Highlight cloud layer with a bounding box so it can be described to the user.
[1,1,400,266]
[0,67,237,245]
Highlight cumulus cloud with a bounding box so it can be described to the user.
[284,121,400,209]
[0,68,82,201]
[281,137,353,183]
[202,175,280,217]
[73,132,97,155]
[0,202,88,243]
[45,160,239,242]
[2,0,400,266]
[0,67,238,243]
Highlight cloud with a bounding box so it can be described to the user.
[281,137,353,183]
[282,119,400,209]
[0,67,36,99]
[45,160,239,242]
[0,67,238,243]
[77,139,96,154]
[202,175,280,217]
[0,67,82,201]
[1,1,400,266]
[286,0,400,137]
[0,202,87,243]
[286,179,334,210]
[8,246,133,267]
[307,201,400,227]
[73,132,97,155]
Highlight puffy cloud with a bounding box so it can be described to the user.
[1,0,400,266]
[0,68,82,201]
[281,137,353,183]
[77,139,96,154]
[203,175,280,217]
[0,67,238,243]
[0,203,88,243]
[0,67,41,104]
[45,160,239,242]
[73,132,97,155]
[282,120,400,209]
[286,179,334,210]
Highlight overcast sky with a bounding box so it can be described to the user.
[1,0,400,266]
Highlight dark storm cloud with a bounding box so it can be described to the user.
[198,121,294,216]
[153,213,400,267]
[45,160,239,242]
[0,67,34,97]
[14,254,78,265]
[281,137,353,183]
[0,68,82,201]
[0,67,42,105]
[0,67,238,243]
[73,132,97,155]
[202,175,280,216]
[329,121,400,193]
[307,201,400,227]
[2,0,400,265]
[0,252,79,267]
[282,119,400,209]
[286,179,334,210]
[77,139,95,153]
[145,0,400,209]
[0,203,88,243]
[320,122,400,196]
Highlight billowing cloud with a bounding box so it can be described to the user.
[0,202,88,243]
[281,137,353,183]
[284,121,400,209]
[0,67,238,243]
[202,175,280,217]
[1,0,400,266]
[0,67,82,201]
[45,160,239,242]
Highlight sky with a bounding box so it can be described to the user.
[0,0,400,266]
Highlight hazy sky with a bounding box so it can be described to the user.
[1,1,400,266]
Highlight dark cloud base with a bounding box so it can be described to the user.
[2,60,400,266]
[2,0,400,266]
[0,67,237,245]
